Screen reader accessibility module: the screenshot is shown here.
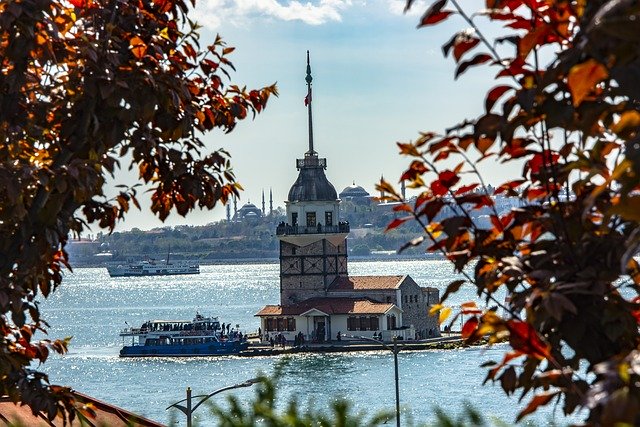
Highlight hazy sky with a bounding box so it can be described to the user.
[109,0,514,232]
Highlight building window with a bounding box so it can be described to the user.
[370,317,379,331]
[360,316,370,331]
[292,212,298,225]
[306,212,316,227]
[386,296,391,303]
[325,211,333,226]
[265,318,275,331]
[287,317,296,331]
[347,316,357,331]
[386,315,396,330]
[276,318,285,331]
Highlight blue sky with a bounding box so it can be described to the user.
[111,0,513,232]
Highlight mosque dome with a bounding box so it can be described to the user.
[287,155,338,202]
[339,183,370,199]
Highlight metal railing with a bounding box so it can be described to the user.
[275,222,350,236]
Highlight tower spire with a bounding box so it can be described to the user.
[305,50,315,155]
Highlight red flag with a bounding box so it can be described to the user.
[304,92,311,106]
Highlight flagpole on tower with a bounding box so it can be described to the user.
[305,50,315,155]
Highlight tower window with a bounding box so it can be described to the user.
[325,211,333,226]
[306,212,316,227]
[292,212,298,225]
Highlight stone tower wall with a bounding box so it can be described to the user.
[279,238,348,304]
[398,277,440,338]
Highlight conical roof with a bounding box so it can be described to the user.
[287,154,337,202]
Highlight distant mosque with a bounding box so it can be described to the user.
[255,52,440,342]
[227,189,274,223]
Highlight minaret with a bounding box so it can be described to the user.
[233,196,238,222]
[262,189,266,216]
[226,203,231,222]
[401,179,406,200]
[269,188,273,216]
[380,174,385,199]
[275,52,349,305]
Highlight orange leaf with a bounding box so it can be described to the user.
[129,36,147,59]
[567,59,608,107]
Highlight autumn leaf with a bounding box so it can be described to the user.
[439,306,452,324]
[517,392,559,421]
[462,316,479,338]
[506,320,551,360]
[129,36,147,59]
[417,0,454,27]
[567,59,608,106]
[455,54,493,79]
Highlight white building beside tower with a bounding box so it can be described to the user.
[255,53,440,343]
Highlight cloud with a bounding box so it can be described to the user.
[196,0,354,28]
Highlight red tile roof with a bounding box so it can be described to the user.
[256,298,396,316]
[0,391,164,426]
[329,275,405,291]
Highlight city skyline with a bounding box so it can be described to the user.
[108,0,514,232]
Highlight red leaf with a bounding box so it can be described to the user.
[485,85,513,112]
[385,217,411,232]
[526,150,559,175]
[494,179,525,195]
[455,183,479,195]
[462,317,479,338]
[400,160,429,181]
[431,180,448,196]
[453,37,480,62]
[439,170,460,188]
[517,392,558,421]
[418,0,454,27]
[506,320,551,360]
[455,54,492,79]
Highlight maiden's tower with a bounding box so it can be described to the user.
[256,53,440,343]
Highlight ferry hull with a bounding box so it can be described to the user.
[108,269,199,277]
[119,340,248,357]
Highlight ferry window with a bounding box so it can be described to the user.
[325,211,333,226]
[360,316,370,331]
[370,317,379,331]
[292,212,298,225]
[287,317,296,331]
[306,212,316,227]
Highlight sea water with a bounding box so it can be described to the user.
[37,259,578,426]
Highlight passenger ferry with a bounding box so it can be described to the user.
[119,314,248,357]
[106,258,200,277]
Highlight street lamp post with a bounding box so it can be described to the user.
[349,334,402,427]
[166,378,259,427]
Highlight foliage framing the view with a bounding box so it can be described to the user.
[381,0,640,424]
[0,0,276,421]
